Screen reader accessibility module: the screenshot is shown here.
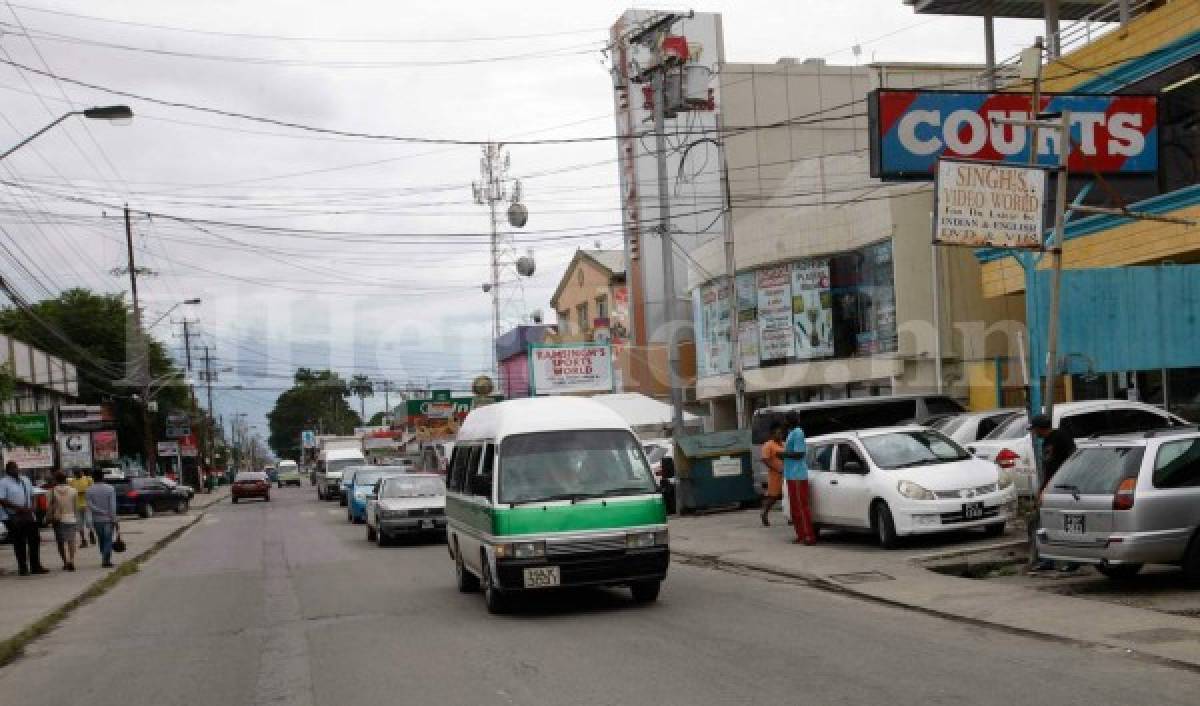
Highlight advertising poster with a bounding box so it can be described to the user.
[701,279,732,376]
[58,432,93,469]
[736,272,760,369]
[4,412,50,444]
[756,265,794,361]
[91,430,119,462]
[2,444,54,470]
[610,285,630,343]
[529,344,614,395]
[791,258,834,359]
[935,160,1047,248]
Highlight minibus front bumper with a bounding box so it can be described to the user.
[495,546,669,590]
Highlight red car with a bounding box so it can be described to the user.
[231,471,271,503]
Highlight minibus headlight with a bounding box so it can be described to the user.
[496,541,545,559]
[627,531,659,549]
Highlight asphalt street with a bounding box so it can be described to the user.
[3,486,1200,706]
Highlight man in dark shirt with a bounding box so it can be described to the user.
[1029,414,1078,573]
[1031,414,1076,490]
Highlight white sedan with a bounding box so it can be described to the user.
[364,474,447,546]
[783,426,1017,547]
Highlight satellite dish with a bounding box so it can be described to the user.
[531,309,544,324]
[481,282,492,293]
[516,255,536,277]
[507,202,528,228]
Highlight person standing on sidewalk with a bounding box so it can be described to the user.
[759,423,785,526]
[781,413,817,545]
[0,461,49,576]
[85,468,118,568]
[47,471,78,571]
[1029,414,1080,573]
[69,468,94,548]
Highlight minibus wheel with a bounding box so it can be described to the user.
[481,553,507,614]
[454,541,479,593]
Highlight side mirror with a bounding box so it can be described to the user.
[842,460,864,474]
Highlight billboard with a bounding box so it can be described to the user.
[4,412,50,444]
[2,444,54,470]
[869,90,1158,179]
[59,431,93,469]
[91,430,119,462]
[59,404,113,430]
[529,344,614,395]
[935,160,1048,248]
[404,394,499,441]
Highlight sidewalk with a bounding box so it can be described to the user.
[670,508,1200,670]
[0,487,228,658]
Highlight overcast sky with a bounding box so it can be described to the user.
[0,0,1045,446]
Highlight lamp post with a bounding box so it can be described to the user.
[0,105,133,161]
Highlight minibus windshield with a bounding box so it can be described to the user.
[499,430,658,505]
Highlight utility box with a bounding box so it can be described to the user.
[674,429,757,513]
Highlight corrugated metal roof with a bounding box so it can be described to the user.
[582,249,626,276]
[905,0,1110,19]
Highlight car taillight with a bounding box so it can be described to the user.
[1113,477,1137,510]
[126,490,139,498]
[995,449,1019,469]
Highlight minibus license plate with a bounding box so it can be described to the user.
[523,566,560,588]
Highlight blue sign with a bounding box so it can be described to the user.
[301,430,316,448]
[869,90,1158,180]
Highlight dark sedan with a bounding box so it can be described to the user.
[112,477,191,518]
[232,471,271,503]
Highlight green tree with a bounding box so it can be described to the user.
[367,411,388,426]
[0,363,39,448]
[349,374,374,419]
[266,368,362,460]
[0,289,187,462]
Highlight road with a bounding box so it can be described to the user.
[3,487,1199,706]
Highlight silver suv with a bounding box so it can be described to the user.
[1037,428,1200,583]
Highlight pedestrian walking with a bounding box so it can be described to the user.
[781,412,817,545]
[69,468,94,548]
[759,423,785,526]
[85,468,118,569]
[0,461,48,576]
[47,471,78,571]
[1028,413,1080,573]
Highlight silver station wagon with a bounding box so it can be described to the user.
[1037,428,1200,583]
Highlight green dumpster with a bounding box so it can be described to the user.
[674,429,758,513]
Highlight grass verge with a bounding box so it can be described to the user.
[0,510,208,668]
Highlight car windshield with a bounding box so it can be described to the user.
[928,415,966,435]
[861,430,971,469]
[498,429,658,504]
[381,476,445,498]
[352,470,393,488]
[1050,447,1145,495]
[235,472,265,482]
[983,413,1029,441]
[327,458,360,474]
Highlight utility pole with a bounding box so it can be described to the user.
[178,318,200,488]
[203,345,216,482]
[379,380,393,423]
[123,205,157,476]
[628,12,689,437]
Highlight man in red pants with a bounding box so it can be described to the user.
[781,412,816,545]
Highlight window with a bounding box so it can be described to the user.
[835,443,866,472]
[975,413,1012,441]
[922,397,966,418]
[860,430,969,469]
[985,413,1029,441]
[1059,411,1112,438]
[557,310,571,333]
[809,444,833,472]
[576,302,589,332]
[1108,409,1172,434]
[1052,447,1145,495]
[1153,439,1200,489]
[447,446,469,493]
[466,445,490,497]
[497,430,657,504]
[596,295,608,320]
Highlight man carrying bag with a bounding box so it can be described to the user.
[0,461,48,576]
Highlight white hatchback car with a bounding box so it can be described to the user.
[783,426,1017,547]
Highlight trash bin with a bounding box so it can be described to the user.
[674,429,757,514]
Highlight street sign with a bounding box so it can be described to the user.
[2,444,54,469]
[3,412,50,444]
[59,432,93,469]
[91,430,119,462]
[166,412,190,439]
[934,159,1048,248]
[157,441,180,456]
[301,430,316,448]
[868,90,1158,179]
[180,433,199,458]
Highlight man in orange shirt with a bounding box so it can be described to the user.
[760,423,785,526]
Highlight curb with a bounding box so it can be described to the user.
[671,548,1200,675]
[0,503,215,668]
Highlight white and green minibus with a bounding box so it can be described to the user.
[446,397,669,613]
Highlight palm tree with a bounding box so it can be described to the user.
[349,374,374,420]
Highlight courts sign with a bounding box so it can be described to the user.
[869,90,1158,179]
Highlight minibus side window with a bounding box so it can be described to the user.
[447,447,468,493]
[466,445,489,498]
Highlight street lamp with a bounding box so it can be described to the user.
[146,297,201,329]
[0,105,134,161]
